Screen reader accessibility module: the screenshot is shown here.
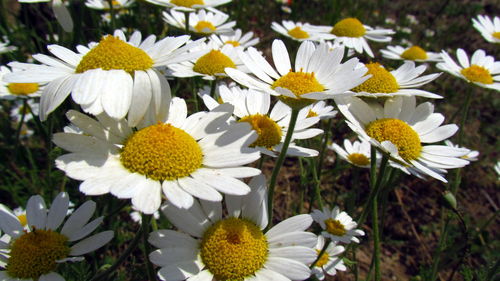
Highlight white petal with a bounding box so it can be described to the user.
[39,272,65,281]
[70,230,114,256]
[26,195,48,230]
[101,70,133,119]
[266,214,313,239]
[265,256,312,280]
[46,192,70,230]
[67,217,104,242]
[61,201,96,238]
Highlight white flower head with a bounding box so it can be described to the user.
[85,0,135,10]
[150,174,317,281]
[472,15,500,43]
[329,139,376,168]
[209,29,260,49]
[381,45,443,62]
[0,65,43,100]
[144,0,231,12]
[300,100,338,120]
[271,21,335,42]
[444,140,479,161]
[311,236,347,280]
[312,206,365,244]
[0,192,113,281]
[163,9,235,35]
[0,38,17,54]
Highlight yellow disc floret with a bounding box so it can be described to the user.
[225,40,240,47]
[193,50,236,77]
[171,0,204,7]
[365,118,422,161]
[400,46,428,60]
[120,123,203,181]
[200,217,268,281]
[315,249,330,267]
[324,218,347,237]
[351,63,399,94]
[347,153,370,166]
[287,26,310,39]
[17,214,28,227]
[492,32,500,40]
[7,83,39,96]
[306,109,318,118]
[6,229,70,279]
[75,35,153,73]
[239,114,282,149]
[272,71,325,108]
[194,21,216,34]
[331,18,366,37]
[460,65,493,84]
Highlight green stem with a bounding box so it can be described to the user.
[311,160,324,210]
[184,11,190,34]
[372,192,381,281]
[316,118,332,176]
[14,99,28,147]
[107,0,116,30]
[142,214,157,281]
[266,108,299,230]
[429,210,450,281]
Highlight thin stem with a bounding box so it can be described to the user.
[311,160,324,210]
[266,108,299,230]
[25,100,48,140]
[107,0,116,30]
[142,214,157,281]
[14,99,28,148]
[372,192,381,281]
[184,12,190,34]
[429,211,450,281]
[317,118,332,176]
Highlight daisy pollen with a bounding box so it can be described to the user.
[120,124,203,181]
[351,63,398,94]
[365,118,422,161]
[347,153,370,166]
[7,229,70,279]
[195,21,217,33]
[400,46,428,60]
[460,65,493,84]
[200,217,268,280]
[193,50,236,76]
[239,114,283,149]
[76,35,153,73]
[331,18,366,37]
[272,70,325,108]
[324,218,347,236]
[171,0,204,7]
[288,26,310,39]
[7,83,39,96]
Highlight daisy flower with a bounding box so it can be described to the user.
[130,207,160,225]
[4,30,200,125]
[311,236,347,280]
[472,15,500,43]
[144,0,231,11]
[209,29,260,49]
[329,139,376,168]
[0,65,43,100]
[437,48,500,91]
[10,99,39,123]
[335,95,471,182]
[381,45,443,62]
[163,9,235,35]
[311,206,365,244]
[351,61,442,99]
[200,84,323,157]
[444,140,479,161]
[309,17,394,57]
[300,101,338,120]
[150,174,317,281]
[271,20,334,42]
[18,0,73,32]
[0,192,113,281]
[226,39,369,109]
[0,38,17,54]
[85,0,135,10]
[168,40,247,80]
[53,98,261,214]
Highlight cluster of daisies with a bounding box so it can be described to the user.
[0,0,498,280]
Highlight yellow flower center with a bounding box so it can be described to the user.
[306,109,318,118]
[200,217,268,281]
[193,50,236,76]
[171,0,204,7]
[7,83,39,96]
[239,114,282,149]
[75,35,153,73]
[315,249,330,267]
[365,118,422,161]
[351,63,399,94]
[272,71,325,109]
[287,26,310,39]
[460,64,493,84]
[347,153,370,166]
[120,123,203,181]
[400,46,428,60]
[6,229,70,279]
[324,218,347,236]
[17,214,28,227]
[492,32,500,39]
[331,18,366,37]
[225,40,240,47]
[194,21,216,34]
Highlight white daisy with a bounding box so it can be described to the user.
[150,174,317,281]
[18,0,73,32]
[4,30,201,125]
[381,45,443,62]
[130,207,160,224]
[53,98,261,214]
[351,61,442,99]
[335,95,471,182]
[271,20,334,42]
[167,40,247,80]
[329,139,375,168]
[85,0,135,10]
[308,18,394,57]
[200,84,323,157]
[0,192,113,281]
[0,65,43,100]
[10,99,39,123]
[311,236,347,280]
[0,38,17,54]
[144,0,231,12]
[311,206,365,244]
[437,48,500,91]
[472,15,500,43]
[209,28,260,49]
[163,9,235,35]
[300,100,337,120]
[444,140,479,161]
[226,39,369,109]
